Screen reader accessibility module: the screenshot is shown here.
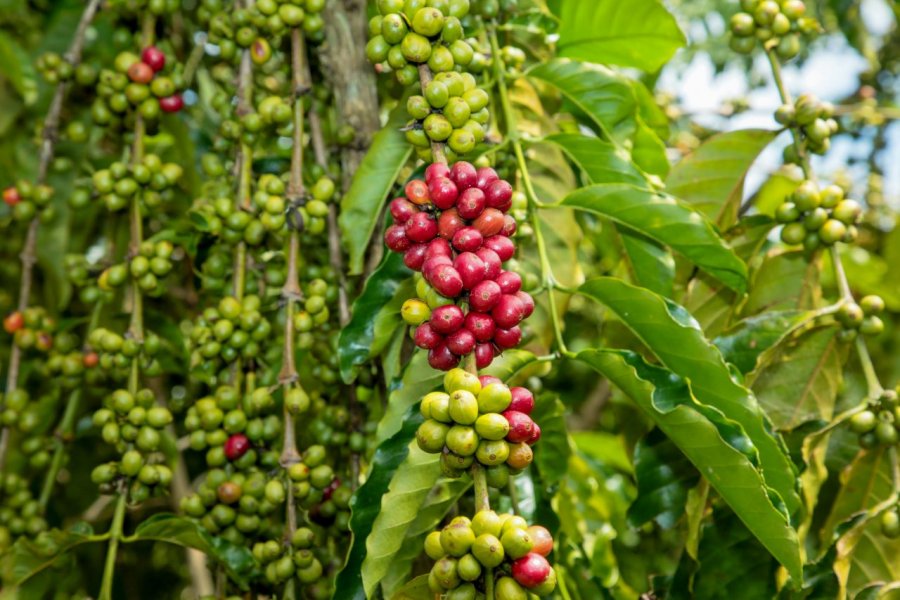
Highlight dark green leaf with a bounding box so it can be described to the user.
[0,32,38,104]
[578,348,802,581]
[628,429,699,528]
[556,0,685,71]
[338,252,411,383]
[374,351,443,445]
[563,185,748,292]
[579,278,800,514]
[130,514,257,588]
[544,132,648,187]
[334,404,426,600]
[340,103,412,275]
[0,523,99,587]
[620,230,675,297]
[666,129,778,228]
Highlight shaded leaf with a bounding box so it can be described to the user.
[338,252,411,383]
[579,278,800,514]
[374,351,443,445]
[564,185,748,292]
[628,429,699,529]
[743,250,821,316]
[749,326,847,431]
[0,32,38,104]
[578,348,802,582]
[340,103,412,274]
[620,230,675,297]
[714,310,812,374]
[0,523,99,587]
[531,397,570,487]
[666,129,778,228]
[556,0,685,72]
[389,575,432,600]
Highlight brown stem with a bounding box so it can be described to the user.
[0,0,102,470]
[416,64,447,165]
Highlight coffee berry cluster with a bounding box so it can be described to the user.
[87,328,163,378]
[406,71,490,158]
[91,153,183,212]
[92,46,184,127]
[200,0,326,59]
[0,474,47,550]
[2,181,54,224]
[366,0,481,85]
[728,0,817,59]
[835,295,886,341]
[425,510,557,597]
[3,307,55,354]
[849,388,899,448]
[91,388,174,503]
[387,161,531,370]
[775,93,839,157]
[776,180,862,251]
[99,240,176,297]
[416,368,540,482]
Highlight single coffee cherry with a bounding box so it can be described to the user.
[454,252,486,289]
[2,187,20,206]
[414,323,443,349]
[390,197,418,223]
[474,342,495,369]
[431,305,465,335]
[128,61,154,84]
[469,280,502,312]
[496,271,522,294]
[385,224,412,252]
[492,294,526,329]
[224,433,251,461]
[501,214,517,237]
[159,94,184,113]
[476,167,499,191]
[493,326,522,349]
[508,387,534,414]
[515,291,535,318]
[429,177,459,210]
[404,244,427,270]
[450,161,478,190]
[429,342,461,370]
[425,162,451,183]
[511,553,552,588]
[405,179,430,205]
[447,328,476,355]
[457,187,486,220]
[453,226,484,252]
[141,46,166,71]
[473,208,505,237]
[406,212,439,243]
[426,237,453,259]
[438,208,466,240]
[483,235,515,261]
[476,248,502,279]
[465,311,495,342]
[504,410,535,443]
[486,179,513,211]
[527,526,553,556]
[428,264,464,298]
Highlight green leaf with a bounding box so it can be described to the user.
[1,523,100,587]
[666,129,778,228]
[714,310,812,374]
[389,575,432,600]
[129,514,257,588]
[544,132,648,187]
[579,278,800,515]
[822,448,894,548]
[628,428,700,529]
[748,326,847,431]
[556,0,685,72]
[563,185,748,292]
[340,103,412,274]
[337,252,411,383]
[374,351,443,445]
[0,32,38,104]
[531,397,570,487]
[577,348,802,582]
[744,250,821,316]
[620,230,675,297]
[334,404,427,600]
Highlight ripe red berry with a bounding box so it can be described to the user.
[425,162,451,183]
[476,248,502,280]
[492,294,526,329]
[425,237,453,260]
[512,553,552,588]
[493,325,522,349]
[428,264,464,298]
[452,226,483,252]
[390,197,417,223]
[496,271,522,294]
[454,252,486,290]
[430,304,465,335]
[414,323,443,349]
[127,61,154,84]
[405,212,438,243]
[404,244,427,270]
[456,187,486,220]
[474,342,495,369]
[527,526,553,556]
[385,224,412,252]
[501,214,517,237]
[473,208,505,237]
[509,387,534,414]
[465,311,496,342]
[83,351,100,368]
[2,187,20,206]
[322,477,341,501]
[141,45,166,72]
[504,410,535,443]
[429,342,460,370]
[479,375,503,388]
[527,422,542,445]
[447,328,476,355]
[159,94,184,113]
[469,280,502,313]
[476,167,499,191]
[516,291,535,318]
[405,179,430,205]
[224,433,251,461]
[483,235,515,261]
[486,179,513,212]
[3,311,24,334]
[423,255,453,282]
[450,161,478,190]
[438,208,466,240]
[429,177,459,210]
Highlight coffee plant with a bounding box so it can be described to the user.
[0,0,897,598]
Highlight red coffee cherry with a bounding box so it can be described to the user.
[496,271,522,294]
[428,264,464,298]
[423,255,453,283]
[3,311,24,333]
[469,280,502,313]
[509,387,534,414]
[425,162,451,183]
[450,161,478,190]
[83,351,100,368]
[128,61,154,84]
[390,197,418,224]
[224,433,251,461]
[447,328,476,355]
[405,179,430,205]
[414,323,443,349]
[438,208,466,240]
[473,208,505,237]
[511,553,552,588]
[492,294,526,329]
[479,375,503,387]
[2,187,20,206]
[430,304,465,334]
[452,226,484,252]
[493,325,522,349]
[475,167,499,191]
[141,45,166,72]
[429,342,460,370]
[425,237,453,260]
[527,526,553,556]
[501,214,517,237]
[504,411,535,443]
[527,422,542,445]
[476,248,502,280]
[404,244,427,270]
[454,252,486,290]
[483,235,515,261]
[385,224,412,252]
[486,179,513,212]
[159,94,184,112]
[474,342,495,369]
[456,187,486,220]
[516,291,535,318]
[406,212,438,243]
[429,177,459,210]
[465,311,496,342]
